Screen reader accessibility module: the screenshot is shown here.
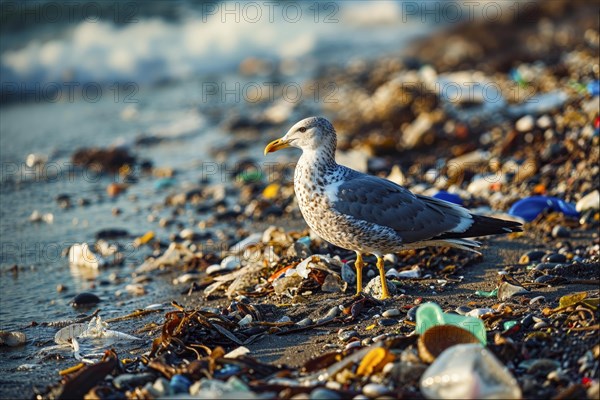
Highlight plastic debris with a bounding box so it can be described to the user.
[0,331,27,347]
[53,317,140,363]
[475,288,498,298]
[69,243,106,269]
[497,280,528,301]
[418,325,480,363]
[588,80,600,96]
[262,183,280,199]
[508,196,579,222]
[29,210,54,223]
[134,231,155,247]
[170,374,192,394]
[576,190,599,212]
[432,191,463,205]
[420,344,522,399]
[136,243,196,272]
[416,302,487,345]
[503,320,518,331]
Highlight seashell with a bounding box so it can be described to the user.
[418,325,480,363]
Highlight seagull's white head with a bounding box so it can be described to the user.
[264,117,337,155]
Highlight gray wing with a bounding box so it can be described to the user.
[330,174,471,243]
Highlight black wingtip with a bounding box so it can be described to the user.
[436,214,523,240]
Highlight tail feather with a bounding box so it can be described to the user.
[435,214,522,240]
[403,238,482,254]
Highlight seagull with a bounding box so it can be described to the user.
[264,117,522,299]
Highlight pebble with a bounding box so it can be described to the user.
[238,314,253,326]
[534,321,549,329]
[170,374,191,394]
[523,358,560,374]
[344,341,362,351]
[297,318,313,327]
[179,228,196,240]
[406,306,418,322]
[125,284,146,296]
[534,262,561,271]
[113,373,155,390]
[173,273,199,285]
[373,334,388,342]
[519,250,547,264]
[71,292,101,307]
[56,194,71,209]
[382,308,401,318]
[537,115,552,129]
[516,115,535,132]
[341,263,356,284]
[378,318,397,327]
[152,377,170,397]
[362,383,389,397]
[551,225,570,238]
[319,306,340,322]
[455,305,472,315]
[310,388,341,400]
[338,330,358,342]
[542,253,567,263]
[547,369,568,382]
[535,275,556,284]
[291,394,310,400]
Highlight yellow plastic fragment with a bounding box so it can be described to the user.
[262,183,280,199]
[135,231,155,247]
[366,324,376,330]
[356,348,395,376]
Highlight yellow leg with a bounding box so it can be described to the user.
[376,256,391,300]
[355,252,364,295]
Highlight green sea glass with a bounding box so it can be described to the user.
[416,302,487,345]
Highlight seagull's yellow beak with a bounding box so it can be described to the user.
[264,138,291,155]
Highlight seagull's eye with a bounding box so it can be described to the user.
[298,127,307,133]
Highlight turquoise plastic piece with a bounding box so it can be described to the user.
[416,302,487,345]
[503,320,518,331]
[475,288,498,297]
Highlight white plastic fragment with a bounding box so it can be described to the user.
[0,331,27,347]
[420,343,521,399]
[224,346,250,359]
[69,243,105,269]
[576,190,599,212]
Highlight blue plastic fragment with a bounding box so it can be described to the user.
[588,80,600,96]
[297,236,311,247]
[508,196,579,222]
[433,190,463,205]
[170,374,191,394]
